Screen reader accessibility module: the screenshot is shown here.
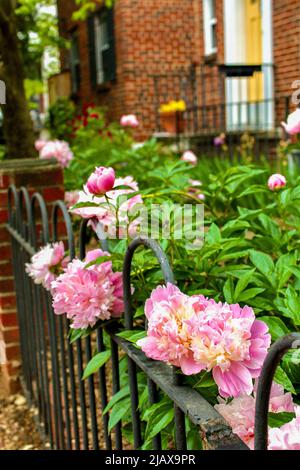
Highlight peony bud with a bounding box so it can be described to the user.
[120,114,139,128]
[281,108,300,136]
[181,150,198,165]
[86,166,116,195]
[268,173,286,191]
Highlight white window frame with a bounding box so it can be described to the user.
[94,14,110,85]
[203,0,217,55]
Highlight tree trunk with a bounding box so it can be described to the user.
[0,0,36,159]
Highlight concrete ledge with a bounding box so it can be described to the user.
[0,158,59,173]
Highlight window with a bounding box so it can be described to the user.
[88,8,116,87]
[203,0,217,55]
[70,31,81,93]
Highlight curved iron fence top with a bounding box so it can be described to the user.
[51,200,76,260]
[7,184,21,230]
[31,192,50,247]
[255,332,300,450]
[123,236,175,331]
[19,187,34,242]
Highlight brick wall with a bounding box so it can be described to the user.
[57,0,197,139]
[56,0,300,138]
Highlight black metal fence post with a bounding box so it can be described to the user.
[254,333,300,450]
[123,237,187,450]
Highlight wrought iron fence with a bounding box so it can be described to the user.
[6,185,300,450]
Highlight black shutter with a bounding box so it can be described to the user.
[70,34,81,93]
[87,14,97,89]
[103,8,116,82]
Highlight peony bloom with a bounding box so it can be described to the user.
[70,176,143,239]
[25,242,69,291]
[40,140,74,168]
[51,249,124,329]
[35,139,47,152]
[214,133,226,147]
[216,395,256,448]
[264,382,295,414]
[86,167,116,196]
[281,108,300,135]
[181,150,198,165]
[188,179,203,187]
[137,284,271,398]
[120,114,139,128]
[64,191,79,209]
[215,382,295,449]
[269,407,300,450]
[268,173,286,191]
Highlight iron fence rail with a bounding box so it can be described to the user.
[6,185,300,450]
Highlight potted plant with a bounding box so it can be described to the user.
[159,100,186,134]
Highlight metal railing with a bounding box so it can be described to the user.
[151,63,293,160]
[6,185,300,450]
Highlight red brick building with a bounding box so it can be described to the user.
[55,0,300,140]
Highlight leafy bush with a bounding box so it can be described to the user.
[45,98,75,141]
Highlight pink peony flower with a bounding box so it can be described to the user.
[188,179,203,187]
[215,382,295,449]
[263,382,295,414]
[40,140,74,168]
[51,249,124,329]
[70,176,143,239]
[25,242,69,291]
[84,248,109,264]
[35,139,47,152]
[281,108,300,135]
[181,151,198,165]
[120,114,139,128]
[64,191,79,208]
[268,173,286,191]
[214,133,226,147]
[86,167,116,196]
[269,407,300,450]
[137,284,271,398]
[216,395,256,448]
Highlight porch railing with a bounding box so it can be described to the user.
[151,63,294,160]
[6,185,300,450]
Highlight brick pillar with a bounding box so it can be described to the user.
[0,158,64,395]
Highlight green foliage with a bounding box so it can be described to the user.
[24,79,45,108]
[268,412,295,428]
[82,350,111,380]
[16,0,63,79]
[45,98,76,141]
[73,0,116,21]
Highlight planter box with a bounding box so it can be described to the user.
[159,111,185,134]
